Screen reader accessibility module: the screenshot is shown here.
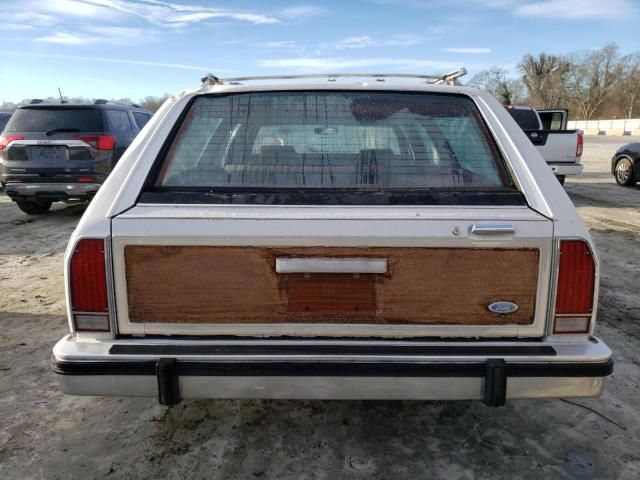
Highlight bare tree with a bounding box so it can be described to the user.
[519,53,570,109]
[139,94,171,112]
[467,68,527,105]
[617,53,640,118]
[566,44,620,120]
[0,101,19,113]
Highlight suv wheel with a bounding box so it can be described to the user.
[16,200,52,215]
[615,157,636,186]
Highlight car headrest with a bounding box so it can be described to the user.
[359,148,394,158]
[260,145,297,159]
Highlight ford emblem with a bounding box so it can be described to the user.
[488,301,518,314]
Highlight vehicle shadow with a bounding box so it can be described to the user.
[565,182,640,209]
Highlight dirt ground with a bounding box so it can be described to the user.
[1,136,639,480]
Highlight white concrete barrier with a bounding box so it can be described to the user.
[567,118,640,135]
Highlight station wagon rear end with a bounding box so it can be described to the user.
[52,71,612,407]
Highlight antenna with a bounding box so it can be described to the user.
[57,87,66,104]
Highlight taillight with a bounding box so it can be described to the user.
[69,239,110,332]
[0,134,24,150]
[576,132,583,158]
[553,239,595,334]
[72,135,116,150]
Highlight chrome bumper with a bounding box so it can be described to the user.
[4,182,101,198]
[548,163,584,176]
[52,335,613,407]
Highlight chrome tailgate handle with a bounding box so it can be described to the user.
[470,223,516,235]
[276,257,387,274]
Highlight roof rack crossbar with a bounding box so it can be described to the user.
[201,69,467,87]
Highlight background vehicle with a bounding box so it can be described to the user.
[52,72,611,407]
[506,105,583,184]
[611,142,640,186]
[0,101,152,214]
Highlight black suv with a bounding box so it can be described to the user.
[0,101,152,214]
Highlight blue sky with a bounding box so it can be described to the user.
[0,0,638,102]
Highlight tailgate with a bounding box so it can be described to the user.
[535,131,579,164]
[111,205,553,338]
[5,139,95,162]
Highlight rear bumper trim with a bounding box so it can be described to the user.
[52,357,614,378]
[108,344,557,357]
[548,163,584,176]
[52,336,613,404]
[4,182,101,198]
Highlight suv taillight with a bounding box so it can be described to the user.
[0,134,24,150]
[553,239,595,334]
[72,135,116,150]
[576,132,583,158]
[69,239,110,332]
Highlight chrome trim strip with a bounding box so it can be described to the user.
[52,334,612,364]
[469,223,516,235]
[275,257,387,274]
[5,183,101,195]
[7,139,89,147]
[104,235,118,337]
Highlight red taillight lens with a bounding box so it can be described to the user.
[576,132,583,158]
[554,240,595,334]
[0,134,24,150]
[70,239,110,332]
[72,135,116,150]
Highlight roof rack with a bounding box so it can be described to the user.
[201,68,467,87]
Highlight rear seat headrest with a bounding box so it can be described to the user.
[260,145,297,157]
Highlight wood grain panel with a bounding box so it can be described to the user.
[287,273,376,315]
[125,246,539,325]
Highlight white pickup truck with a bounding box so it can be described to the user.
[506,106,583,184]
[52,71,612,407]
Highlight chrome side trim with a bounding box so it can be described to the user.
[104,235,118,337]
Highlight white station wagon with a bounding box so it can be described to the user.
[52,70,612,407]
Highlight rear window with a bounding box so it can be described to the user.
[5,107,103,133]
[147,91,518,205]
[507,108,540,131]
[0,114,11,132]
[133,112,152,129]
[105,110,132,133]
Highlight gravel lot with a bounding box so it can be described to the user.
[1,136,639,480]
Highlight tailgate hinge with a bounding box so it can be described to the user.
[483,359,507,407]
[156,358,181,407]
